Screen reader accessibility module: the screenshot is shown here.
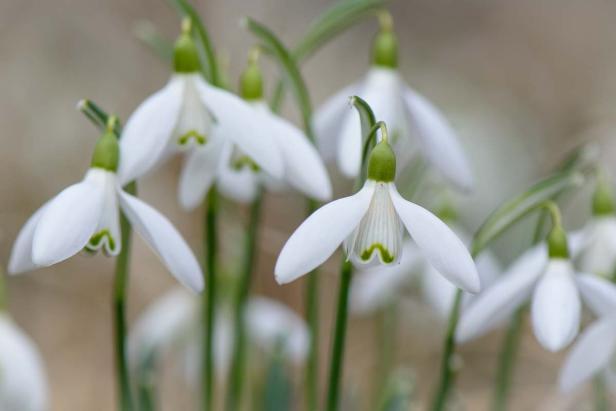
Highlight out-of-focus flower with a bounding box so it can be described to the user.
[457,229,616,352]
[119,20,284,187]
[178,54,331,207]
[275,139,479,292]
[0,314,47,411]
[350,226,500,317]
[313,14,472,191]
[8,128,203,293]
[129,288,309,382]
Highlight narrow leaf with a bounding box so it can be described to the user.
[77,99,123,135]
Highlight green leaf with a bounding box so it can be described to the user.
[260,345,292,411]
[378,372,415,411]
[471,172,584,257]
[172,0,221,86]
[243,18,314,140]
[77,99,123,136]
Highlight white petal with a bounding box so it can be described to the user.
[263,107,332,201]
[118,76,184,184]
[456,245,546,342]
[195,78,284,179]
[403,87,473,191]
[32,169,106,267]
[531,260,580,351]
[128,288,197,367]
[336,109,363,178]
[388,184,480,292]
[576,273,616,317]
[178,139,225,211]
[350,241,423,314]
[8,204,48,274]
[215,143,260,203]
[313,83,359,161]
[84,170,121,256]
[421,264,458,318]
[118,191,203,292]
[0,315,47,411]
[559,316,616,392]
[576,217,616,277]
[245,296,309,364]
[275,181,375,284]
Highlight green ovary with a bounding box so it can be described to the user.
[178,130,207,146]
[87,230,116,255]
[360,243,395,264]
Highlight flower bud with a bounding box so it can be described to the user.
[174,18,201,74]
[367,139,396,182]
[91,130,119,172]
[547,225,569,259]
[372,12,398,69]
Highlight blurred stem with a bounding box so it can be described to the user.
[305,200,320,411]
[374,302,397,407]
[325,260,354,411]
[202,188,218,411]
[430,288,463,411]
[0,271,7,312]
[114,181,137,411]
[136,354,157,411]
[594,376,608,411]
[226,191,264,411]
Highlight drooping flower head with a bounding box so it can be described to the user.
[275,130,480,293]
[313,12,473,191]
[8,121,203,292]
[179,48,332,207]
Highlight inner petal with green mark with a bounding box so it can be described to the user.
[174,75,214,148]
[347,182,402,267]
[83,169,122,256]
[229,146,260,172]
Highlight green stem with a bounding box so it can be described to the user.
[593,376,608,411]
[375,302,397,407]
[202,188,218,411]
[325,261,354,411]
[226,191,264,411]
[305,268,320,411]
[430,289,463,411]
[136,354,157,411]
[114,181,137,411]
[491,306,525,411]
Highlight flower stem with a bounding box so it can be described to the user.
[430,289,463,411]
[114,181,136,411]
[304,199,320,411]
[226,191,264,411]
[325,260,354,411]
[594,376,608,411]
[202,188,218,411]
[491,306,526,411]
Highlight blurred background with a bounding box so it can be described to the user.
[2,0,616,409]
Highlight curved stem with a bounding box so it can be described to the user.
[325,261,354,411]
[202,188,218,411]
[114,181,137,411]
[226,191,264,411]
[305,268,320,411]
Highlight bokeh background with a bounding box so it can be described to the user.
[2,0,616,409]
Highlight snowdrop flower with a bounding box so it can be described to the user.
[119,19,284,188]
[350,225,501,317]
[8,126,203,292]
[275,136,480,293]
[457,224,616,352]
[0,314,47,411]
[129,288,309,380]
[313,13,472,191]
[179,51,331,207]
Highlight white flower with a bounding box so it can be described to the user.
[350,226,501,317]
[456,238,616,352]
[314,67,473,191]
[128,288,309,381]
[575,215,616,278]
[119,73,284,186]
[178,101,332,208]
[0,315,47,411]
[8,133,203,292]
[275,141,479,290]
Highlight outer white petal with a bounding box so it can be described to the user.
[195,79,284,179]
[118,191,203,292]
[421,264,458,318]
[403,87,473,191]
[350,241,423,314]
[8,204,48,274]
[0,315,47,411]
[128,288,197,367]
[576,273,616,317]
[246,297,309,364]
[263,107,332,201]
[576,217,616,277]
[118,76,184,184]
[178,138,225,211]
[32,169,106,267]
[275,181,375,284]
[336,108,363,178]
[388,185,480,292]
[559,316,616,392]
[313,83,359,161]
[531,260,581,351]
[456,245,546,342]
